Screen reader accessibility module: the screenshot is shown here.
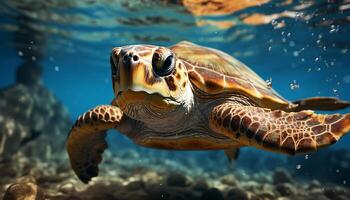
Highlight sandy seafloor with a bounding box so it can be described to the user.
[1,147,350,200]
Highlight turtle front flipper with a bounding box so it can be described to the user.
[292,97,350,111]
[67,105,132,183]
[209,103,350,155]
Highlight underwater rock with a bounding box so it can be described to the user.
[146,185,198,200]
[308,180,321,189]
[16,62,43,86]
[258,190,276,200]
[58,182,76,194]
[275,183,296,197]
[220,174,238,186]
[273,168,294,184]
[192,178,208,192]
[323,186,348,200]
[0,74,71,159]
[200,188,224,200]
[226,187,249,200]
[126,180,146,191]
[166,172,188,187]
[334,195,350,200]
[3,182,45,200]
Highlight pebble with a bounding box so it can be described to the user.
[58,182,75,194]
[334,195,349,200]
[308,180,321,189]
[126,180,145,191]
[258,190,276,200]
[166,172,188,187]
[227,187,249,200]
[275,183,296,196]
[192,178,208,191]
[220,174,238,186]
[201,188,224,200]
[273,168,293,184]
[3,182,45,200]
[323,187,346,199]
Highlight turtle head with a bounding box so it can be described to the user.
[110,45,193,125]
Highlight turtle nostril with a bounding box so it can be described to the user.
[122,55,129,63]
[132,55,139,62]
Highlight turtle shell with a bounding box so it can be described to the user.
[170,41,292,110]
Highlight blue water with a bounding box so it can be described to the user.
[0,0,350,180]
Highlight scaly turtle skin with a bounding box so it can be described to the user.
[67,41,350,183]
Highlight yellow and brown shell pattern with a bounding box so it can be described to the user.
[170,41,293,110]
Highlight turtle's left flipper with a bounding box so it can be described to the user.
[209,103,350,155]
[67,105,135,183]
[292,97,350,111]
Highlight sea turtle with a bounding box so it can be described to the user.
[67,41,350,183]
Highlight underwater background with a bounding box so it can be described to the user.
[0,0,350,199]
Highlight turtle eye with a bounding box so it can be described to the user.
[152,52,175,77]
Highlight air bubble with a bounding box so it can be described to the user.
[290,80,300,90]
[18,51,23,57]
[296,164,302,170]
[266,78,273,88]
[341,49,348,54]
[289,41,295,47]
[329,25,339,33]
[54,66,60,72]
[271,20,278,26]
[305,155,309,160]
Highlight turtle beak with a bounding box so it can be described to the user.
[115,51,170,98]
[110,48,142,97]
[111,48,145,97]
[119,51,136,91]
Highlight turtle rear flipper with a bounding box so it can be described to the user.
[292,97,350,111]
[209,103,350,155]
[67,105,126,183]
[224,148,240,162]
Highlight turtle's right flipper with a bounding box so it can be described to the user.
[292,97,350,111]
[209,103,350,155]
[67,105,126,183]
